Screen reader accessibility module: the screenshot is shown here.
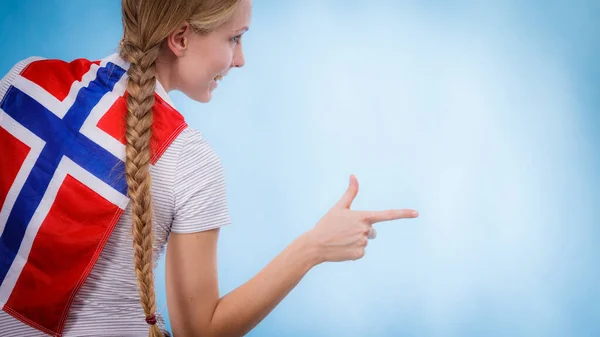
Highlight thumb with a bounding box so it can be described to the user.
[336,174,359,209]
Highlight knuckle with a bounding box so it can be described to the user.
[361,211,374,222]
[356,248,365,260]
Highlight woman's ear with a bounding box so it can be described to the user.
[166,21,192,57]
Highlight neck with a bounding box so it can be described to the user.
[154,48,176,93]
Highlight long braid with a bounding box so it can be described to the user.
[120,39,163,337]
[118,0,242,335]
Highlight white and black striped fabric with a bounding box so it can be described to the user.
[0,125,231,336]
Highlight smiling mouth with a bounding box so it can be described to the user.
[214,74,223,82]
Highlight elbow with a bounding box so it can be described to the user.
[201,323,247,337]
[170,320,212,337]
[169,304,246,337]
[171,319,241,337]
[203,327,245,337]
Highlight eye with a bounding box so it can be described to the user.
[232,34,242,44]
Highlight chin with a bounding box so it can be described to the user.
[196,94,212,103]
[186,90,212,103]
[181,82,217,103]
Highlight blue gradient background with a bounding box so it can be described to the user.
[1,1,599,336]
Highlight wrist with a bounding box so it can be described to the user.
[294,230,323,268]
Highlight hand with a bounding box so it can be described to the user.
[305,174,418,264]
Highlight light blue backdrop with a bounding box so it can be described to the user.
[1,1,598,336]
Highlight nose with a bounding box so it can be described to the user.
[231,44,245,68]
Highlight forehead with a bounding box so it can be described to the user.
[222,0,252,31]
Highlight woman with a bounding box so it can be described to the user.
[0,0,418,336]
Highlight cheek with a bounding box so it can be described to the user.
[211,48,233,75]
[176,57,210,88]
[180,51,229,86]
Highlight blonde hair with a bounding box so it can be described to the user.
[119,0,240,336]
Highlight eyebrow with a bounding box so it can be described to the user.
[235,26,249,34]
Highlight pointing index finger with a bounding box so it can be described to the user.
[359,209,419,224]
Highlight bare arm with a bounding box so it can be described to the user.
[166,175,418,337]
[166,229,318,337]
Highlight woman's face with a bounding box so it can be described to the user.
[164,0,252,103]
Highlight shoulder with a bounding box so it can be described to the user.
[1,56,45,75]
[1,56,101,81]
[166,127,231,234]
[1,56,45,99]
[162,126,212,154]
[169,126,224,173]
[0,56,106,103]
[155,126,225,189]
[173,127,226,197]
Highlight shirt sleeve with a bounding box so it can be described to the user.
[171,128,231,234]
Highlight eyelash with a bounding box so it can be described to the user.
[232,35,242,44]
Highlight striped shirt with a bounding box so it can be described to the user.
[0,62,231,336]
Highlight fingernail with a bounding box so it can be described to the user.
[412,211,419,217]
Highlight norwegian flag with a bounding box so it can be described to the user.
[0,55,186,336]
